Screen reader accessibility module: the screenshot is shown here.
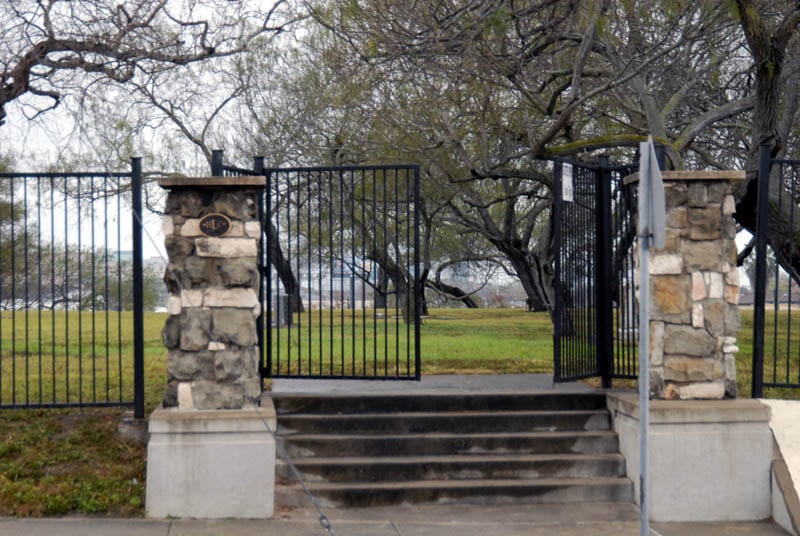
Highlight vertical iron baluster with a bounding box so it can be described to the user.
[77,177,83,405]
[131,159,144,417]
[361,171,367,375]
[372,169,377,376]
[307,171,312,375]
[287,173,293,375]
[413,166,421,379]
[351,169,356,376]
[116,176,123,401]
[10,179,16,404]
[104,175,110,402]
[329,169,334,374]
[296,171,303,375]
[91,176,97,403]
[50,176,56,403]
[318,172,323,375]
[339,169,345,376]
[24,176,30,404]
[405,169,411,376]
[393,167,399,376]
[37,177,43,404]
[63,179,69,403]
[382,169,388,376]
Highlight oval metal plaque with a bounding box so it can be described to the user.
[199,213,232,237]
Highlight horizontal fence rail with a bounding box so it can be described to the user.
[753,149,800,395]
[0,165,143,413]
[262,165,421,380]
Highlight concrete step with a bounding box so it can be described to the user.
[272,392,608,415]
[273,391,634,509]
[276,477,635,507]
[277,409,610,435]
[276,453,627,483]
[278,430,620,457]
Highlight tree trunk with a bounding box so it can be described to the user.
[368,247,414,324]
[420,268,430,315]
[266,221,304,314]
[502,249,551,312]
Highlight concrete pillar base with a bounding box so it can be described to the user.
[145,395,276,519]
[607,392,772,522]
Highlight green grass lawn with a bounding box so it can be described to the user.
[421,308,554,374]
[0,307,797,516]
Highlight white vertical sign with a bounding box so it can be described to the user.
[562,162,574,202]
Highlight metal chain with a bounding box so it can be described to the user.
[135,208,337,536]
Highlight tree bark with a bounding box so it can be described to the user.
[266,221,304,314]
[367,245,414,324]
[733,1,800,287]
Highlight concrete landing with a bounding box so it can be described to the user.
[271,373,594,395]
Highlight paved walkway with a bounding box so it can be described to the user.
[0,503,790,535]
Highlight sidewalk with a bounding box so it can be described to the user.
[0,503,790,536]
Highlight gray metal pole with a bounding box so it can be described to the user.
[637,141,652,536]
[639,232,650,536]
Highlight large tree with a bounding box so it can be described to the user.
[0,0,292,127]
[302,1,741,312]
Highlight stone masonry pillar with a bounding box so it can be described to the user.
[630,171,744,399]
[146,176,276,519]
[612,173,772,524]
[158,175,265,408]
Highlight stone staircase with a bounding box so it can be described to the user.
[272,392,634,508]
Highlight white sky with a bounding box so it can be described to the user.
[1,103,169,260]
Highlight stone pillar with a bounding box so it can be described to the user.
[633,171,744,400]
[612,172,773,524]
[146,176,275,519]
[159,176,264,409]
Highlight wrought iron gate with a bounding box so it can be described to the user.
[552,157,640,386]
[212,153,421,380]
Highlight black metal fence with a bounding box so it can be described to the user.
[0,160,144,415]
[752,145,800,395]
[552,157,639,386]
[212,152,422,380]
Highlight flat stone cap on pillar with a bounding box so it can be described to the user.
[623,170,746,185]
[158,176,266,189]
